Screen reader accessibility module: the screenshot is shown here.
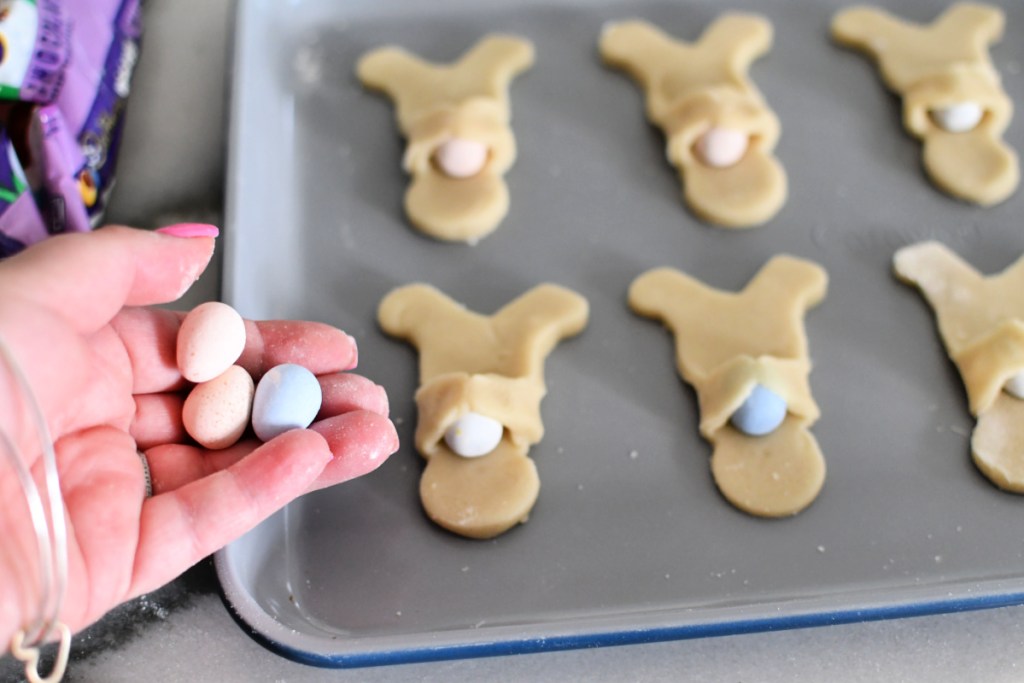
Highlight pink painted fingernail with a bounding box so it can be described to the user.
[155,223,220,238]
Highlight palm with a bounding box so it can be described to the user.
[0,227,398,642]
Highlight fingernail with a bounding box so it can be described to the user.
[345,333,359,369]
[155,223,220,238]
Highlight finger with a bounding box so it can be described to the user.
[130,429,332,597]
[318,373,390,419]
[308,410,398,490]
[132,371,385,450]
[144,409,396,495]
[0,225,216,334]
[131,393,186,449]
[111,309,359,394]
[237,319,359,380]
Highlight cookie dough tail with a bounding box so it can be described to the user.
[923,128,1020,206]
[419,442,540,539]
[972,393,1024,493]
[681,147,787,228]
[709,416,826,517]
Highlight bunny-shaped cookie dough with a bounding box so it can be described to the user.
[630,256,828,516]
[358,35,534,243]
[379,283,589,538]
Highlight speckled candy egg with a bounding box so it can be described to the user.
[182,365,255,449]
[177,301,247,383]
[251,363,323,442]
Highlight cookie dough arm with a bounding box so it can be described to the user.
[378,283,469,341]
[459,35,536,98]
[599,20,682,89]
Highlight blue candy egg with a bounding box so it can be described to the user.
[730,384,787,436]
[252,363,323,442]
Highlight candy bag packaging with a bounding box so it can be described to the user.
[0,0,142,257]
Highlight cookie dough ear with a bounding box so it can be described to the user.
[599,20,678,87]
[893,241,979,296]
[378,283,467,342]
[753,255,829,309]
[943,3,1005,44]
[831,6,903,56]
[701,13,773,77]
[628,267,707,329]
[356,47,428,98]
[498,285,590,340]
[460,35,536,98]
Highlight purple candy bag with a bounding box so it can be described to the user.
[0,0,141,255]
[0,126,45,257]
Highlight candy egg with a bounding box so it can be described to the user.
[694,127,749,168]
[1005,372,1024,399]
[251,363,323,442]
[930,102,984,133]
[731,384,787,436]
[444,412,504,458]
[177,302,247,383]
[182,365,254,450]
[433,138,489,178]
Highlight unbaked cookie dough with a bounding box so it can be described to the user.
[629,256,828,517]
[600,14,787,228]
[894,241,1024,492]
[378,283,589,538]
[357,35,534,243]
[831,3,1019,206]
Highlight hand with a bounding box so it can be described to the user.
[0,225,398,647]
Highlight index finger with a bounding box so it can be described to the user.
[111,307,359,394]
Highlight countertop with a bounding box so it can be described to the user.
[3,0,1024,680]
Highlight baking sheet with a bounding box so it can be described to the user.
[214,0,1024,667]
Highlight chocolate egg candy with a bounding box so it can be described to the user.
[730,384,787,436]
[443,411,504,457]
[177,301,247,383]
[694,127,749,168]
[182,365,255,449]
[252,363,323,442]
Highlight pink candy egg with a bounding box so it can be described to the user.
[182,365,255,450]
[177,301,247,383]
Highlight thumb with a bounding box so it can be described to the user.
[0,224,218,334]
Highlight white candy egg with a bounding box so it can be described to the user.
[694,127,749,168]
[931,102,984,133]
[434,138,488,178]
[444,412,504,458]
[1005,372,1024,399]
[177,301,247,383]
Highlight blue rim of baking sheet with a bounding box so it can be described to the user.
[216,0,1024,668]
[214,569,1024,669]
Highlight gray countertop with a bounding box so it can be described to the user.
[4,0,1024,680]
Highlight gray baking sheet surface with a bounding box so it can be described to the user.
[214,0,1024,667]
